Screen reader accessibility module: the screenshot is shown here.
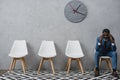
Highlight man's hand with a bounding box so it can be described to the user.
[109,34,114,43]
[99,35,103,43]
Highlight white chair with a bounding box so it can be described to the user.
[9,40,28,73]
[99,56,112,72]
[37,41,56,74]
[65,40,84,73]
[94,48,112,72]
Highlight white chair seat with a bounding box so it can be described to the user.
[66,53,84,58]
[100,56,111,59]
[38,53,56,58]
[9,54,27,58]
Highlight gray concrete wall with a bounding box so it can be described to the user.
[0,0,120,71]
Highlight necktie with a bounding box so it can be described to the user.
[104,41,107,49]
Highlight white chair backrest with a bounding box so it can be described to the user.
[65,40,84,57]
[9,40,28,57]
[38,41,56,57]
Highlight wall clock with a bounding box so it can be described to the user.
[64,0,87,23]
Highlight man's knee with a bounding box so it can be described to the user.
[111,51,117,57]
[95,51,100,55]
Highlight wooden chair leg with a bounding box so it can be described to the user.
[23,58,27,71]
[107,59,113,72]
[109,59,113,72]
[65,58,70,71]
[12,59,16,70]
[106,59,109,69]
[37,58,44,74]
[67,58,72,73]
[77,58,81,71]
[20,58,26,74]
[99,58,102,70]
[77,58,84,74]
[9,58,15,72]
[50,58,55,74]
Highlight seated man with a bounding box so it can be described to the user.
[94,28,118,77]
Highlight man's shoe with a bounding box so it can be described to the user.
[112,71,119,78]
[94,68,100,77]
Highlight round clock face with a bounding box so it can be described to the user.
[64,0,87,23]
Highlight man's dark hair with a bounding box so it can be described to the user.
[102,28,110,34]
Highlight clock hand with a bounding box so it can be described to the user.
[69,4,76,14]
[73,9,77,14]
[69,4,75,10]
[75,4,81,11]
[73,5,81,14]
[76,11,85,15]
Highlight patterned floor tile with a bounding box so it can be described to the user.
[0,70,119,80]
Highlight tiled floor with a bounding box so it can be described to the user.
[0,70,7,76]
[0,70,119,80]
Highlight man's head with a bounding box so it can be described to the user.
[102,29,110,40]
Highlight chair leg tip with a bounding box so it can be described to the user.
[23,72,26,74]
[82,72,84,74]
[8,71,11,73]
[66,71,69,74]
[37,72,39,74]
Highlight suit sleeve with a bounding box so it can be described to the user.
[111,42,117,51]
[95,37,102,51]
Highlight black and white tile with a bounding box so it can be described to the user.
[0,70,119,80]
